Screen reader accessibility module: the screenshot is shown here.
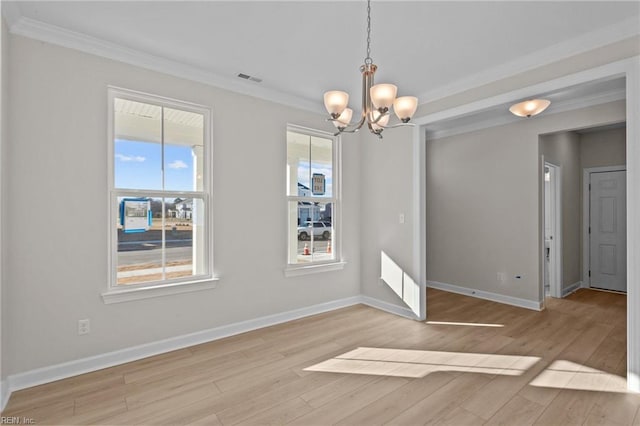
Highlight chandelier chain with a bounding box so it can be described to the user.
[365,0,372,65]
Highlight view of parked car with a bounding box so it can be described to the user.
[297,221,332,240]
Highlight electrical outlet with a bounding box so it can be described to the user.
[399,213,405,224]
[497,272,506,282]
[78,319,90,335]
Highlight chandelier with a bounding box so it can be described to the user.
[323,0,418,138]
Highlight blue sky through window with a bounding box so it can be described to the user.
[115,139,194,191]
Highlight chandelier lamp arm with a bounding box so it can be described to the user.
[322,0,419,138]
[327,114,367,135]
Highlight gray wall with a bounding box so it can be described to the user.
[581,126,626,169]
[359,126,417,307]
[4,34,361,376]
[425,101,626,304]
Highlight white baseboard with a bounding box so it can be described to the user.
[3,295,364,404]
[360,295,419,320]
[562,281,582,297]
[1,379,8,412]
[427,280,543,311]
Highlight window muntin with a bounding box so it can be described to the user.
[109,88,211,289]
[287,127,339,267]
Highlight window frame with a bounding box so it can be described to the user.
[285,124,345,276]
[103,86,217,303]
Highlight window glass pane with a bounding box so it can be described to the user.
[164,108,205,191]
[117,196,163,285]
[310,135,333,198]
[286,131,333,198]
[286,131,311,197]
[165,197,197,281]
[116,196,206,286]
[289,201,334,264]
[114,98,162,190]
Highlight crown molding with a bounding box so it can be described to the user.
[6,15,323,114]
[418,16,640,106]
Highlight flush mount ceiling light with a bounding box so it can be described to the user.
[323,0,418,139]
[509,99,551,118]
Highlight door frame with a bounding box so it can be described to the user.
[544,161,563,298]
[582,165,627,289]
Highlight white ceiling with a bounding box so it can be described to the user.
[3,1,639,114]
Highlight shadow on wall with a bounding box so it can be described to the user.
[380,251,420,316]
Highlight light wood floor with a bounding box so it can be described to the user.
[3,288,639,425]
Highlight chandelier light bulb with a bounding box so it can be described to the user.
[393,96,418,122]
[332,108,353,129]
[370,84,398,110]
[324,91,349,118]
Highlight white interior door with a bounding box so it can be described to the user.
[589,170,627,292]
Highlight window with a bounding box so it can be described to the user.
[286,125,342,274]
[106,87,213,298]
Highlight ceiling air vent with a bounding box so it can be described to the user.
[237,73,262,83]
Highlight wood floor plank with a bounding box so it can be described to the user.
[583,393,640,425]
[335,372,456,426]
[384,373,492,425]
[533,389,602,426]
[299,372,379,409]
[143,393,223,426]
[125,375,220,411]
[484,394,546,426]
[287,376,409,425]
[460,359,549,420]
[214,371,339,425]
[235,397,313,426]
[214,341,342,393]
[436,406,486,425]
[64,398,129,425]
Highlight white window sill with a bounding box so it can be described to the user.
[284,261,346,277]
[101,278,219,304]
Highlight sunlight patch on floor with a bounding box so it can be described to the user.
[426,321,504,328]
[304,347,540,378]
[529,360,628,393]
